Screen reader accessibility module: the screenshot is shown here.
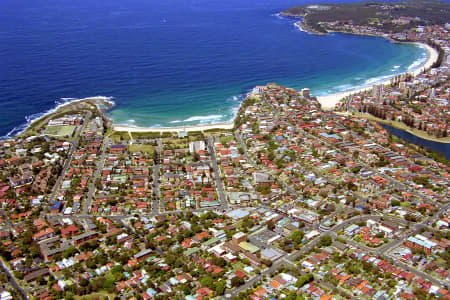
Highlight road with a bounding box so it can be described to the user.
[207,136,228,210]
[265,98,443,210]
[0,259,29,300]
[82,137,110,215]
[48,111,91,204]
[226,236,324,298]
[151,139,162,215]
[0,209,13,230]
[38,100,447,296]
[234,130,302,199]
[226,211,448,297]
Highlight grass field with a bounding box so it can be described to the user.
[44,125,76,137]
[128,144,154,154]
[110,131,130,143]
[132,131,162,139]
[220,135,234,145]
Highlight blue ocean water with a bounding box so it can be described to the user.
[0,0,429,136]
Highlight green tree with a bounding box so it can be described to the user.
[62,246,78,259]
[267,220,275,231]
[391,200,400,207]
[200,276,213,288]
[290,230,305,245]
[231,276,244,287]
[215,281,226,295]
[320,235,332,247]
[295,274,313,288]
[103,278,115,289]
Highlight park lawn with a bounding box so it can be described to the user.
[110,131,130,143]
[131,131,162,139]
[220,135,234,145]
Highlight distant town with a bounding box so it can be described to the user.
[0,1,449,300]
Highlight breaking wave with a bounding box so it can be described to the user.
[407,56,427,71]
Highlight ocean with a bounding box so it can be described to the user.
[0,0,429,136]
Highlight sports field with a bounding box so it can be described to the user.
[44,125,76,137]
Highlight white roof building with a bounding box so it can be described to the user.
[304,230,320,240]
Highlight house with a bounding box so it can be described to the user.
[49,201,63,214]
[241,252,262,267]
[225,209,250,220]
[60,225,79,239]
[238,242,260,255]
[110,145,126,154]
[232,232,247,245]
[261,247,283,261]
[33,228,55,241]
[72,231,99,246]
[134,249,153,262]
[39,237,71,261]
[254,172,271,184]
[344,224,360,236]
[189,141,206,154]
[234,270,246,278]
[404,235,437,255]
[23,268,50,283]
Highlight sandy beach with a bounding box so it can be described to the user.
[317,42,439,110]
[113,122,234,133]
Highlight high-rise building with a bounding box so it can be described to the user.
[372,84,384,100]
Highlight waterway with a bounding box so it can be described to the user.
[382,124,450,160]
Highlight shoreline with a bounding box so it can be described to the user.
[315,41,439,110]
[289,18,439,110]
[112,19,438,132]
[112,35,438,133]
[7,20,440,139]
[113,122,234,133]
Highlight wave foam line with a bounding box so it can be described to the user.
[294,22,309,33]
[407,56,427,71]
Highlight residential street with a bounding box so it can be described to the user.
[0,258,29,300]
[152,139,162,215]
[207,136,228,210]
[82,137,111,215]
[48,111,92,204]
